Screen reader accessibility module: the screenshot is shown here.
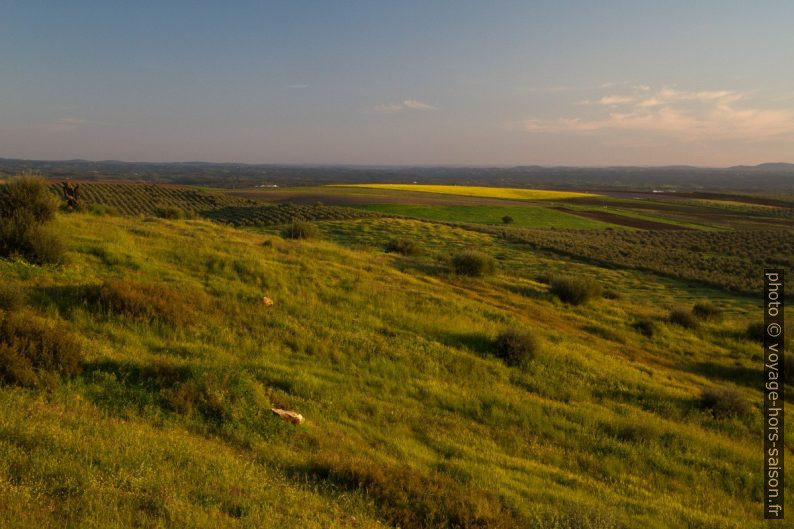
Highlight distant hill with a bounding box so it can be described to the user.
[2,158,794,192]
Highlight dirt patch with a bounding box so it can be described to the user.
[551,207,690,230]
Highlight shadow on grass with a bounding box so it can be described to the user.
[502,283,550,302]
[688,362,762,389]
[437,331,494,356]
[388,255,449,277]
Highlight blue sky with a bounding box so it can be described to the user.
[2,1,793,165]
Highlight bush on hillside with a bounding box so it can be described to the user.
[494,329,539,367]
[86,203,121,216]
[281,220,319,240]
[153,205,187,220]
[451,251,495,277]
[501,215,513,225]
[303,453,519,529]
[549,275,602,305]
[0,174,66,264]
[692,301,722,321]
[0,311,83,387]
[745,321,764,342]
[0,283,27,312]
[384,238,421,256]
[668,308,698,329]
[93,279,204,328]
[699,386,751,419]
[632,318,658,338]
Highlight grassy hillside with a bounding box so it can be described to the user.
[0,192,791,527]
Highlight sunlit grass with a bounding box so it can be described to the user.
[0,212,789,528]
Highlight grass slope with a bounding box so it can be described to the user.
[0,212,790,528]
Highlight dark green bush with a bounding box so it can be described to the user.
[699,386,751,419]
[451,251,495,277]
[384,238,421,256]
[632,318,657,337]
[281,220,319,240]
[495,329,539,367]
[745,321,764,342]
[692,301,722,321]
[0,311,83,387]
[501,215,514,225]
[549,275,602,305]
[0,174,66,264]
[669,308,698,329]
[0,283,27,311]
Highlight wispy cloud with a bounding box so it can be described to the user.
[40,117,94,132]
[522,85,794,141]
[371,99,437,114]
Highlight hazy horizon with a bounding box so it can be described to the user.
[3,1,794,166]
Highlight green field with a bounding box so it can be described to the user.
[1,178,792,528]
[349,203,619,229]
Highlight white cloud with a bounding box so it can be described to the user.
[521,85,794,141]
[371,99,437,114]
[40,117,92,132]
[402,99,436,110]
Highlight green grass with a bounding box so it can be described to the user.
[0,211,790,528]
[349,204,621,229]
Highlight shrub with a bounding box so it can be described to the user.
[669,308,698,329]
[86,203,120,216]
[281,220,319,240]
[0,311,83,387]
[692,301,722,321]
[0,283,27,311]
[745,321,764,342]
[501,215,514,225]
[549,275,602,305]
[451,251,495,277]
[494,329,539,367]
[153,205,186,219]
[632,318,657,337]
[699,387,751,419]
[303,453,519,529]
[93,279,203,328]
[384,238,421,256]
[0,174,65,264]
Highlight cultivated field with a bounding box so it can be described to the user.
[335,183,598,200]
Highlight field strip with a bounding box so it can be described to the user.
[332,183,600,201]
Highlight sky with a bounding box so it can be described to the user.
[2,1,794,166]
